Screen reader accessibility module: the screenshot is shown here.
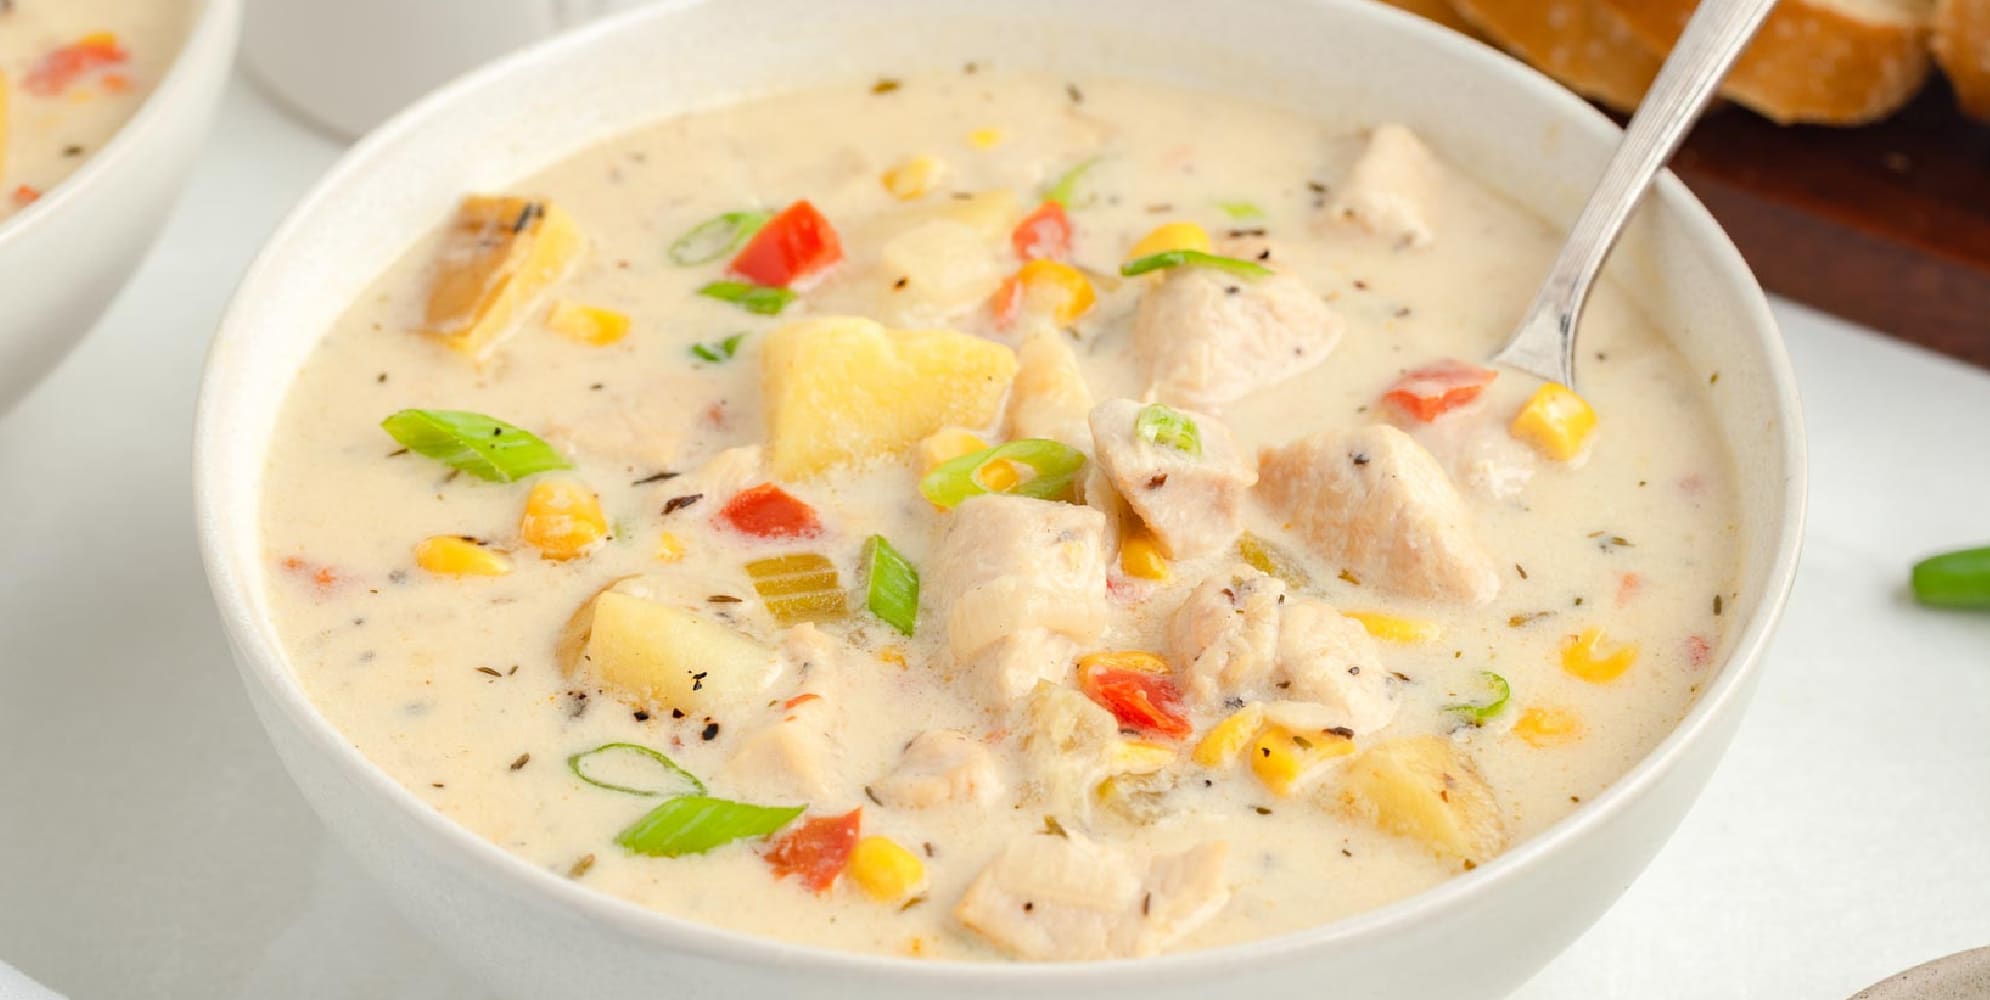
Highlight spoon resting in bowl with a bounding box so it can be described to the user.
[1490,0,1779,389]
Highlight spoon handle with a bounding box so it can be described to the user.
[1491,0,1778,388]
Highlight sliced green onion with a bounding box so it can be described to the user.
[1237,531,1311,589]
[1446,672,1511,725]
[615,795,805,858]
[380,409,570,483]
[568,743,706,797]
[1215,199,1265,220]
[863,535,920,636]
[919,438,1088,510]
[698,280,796,316]
[1911,546,1990,609]
[1043,157,1101,208]
[1120,249,1273,280]
[669,211,771,266]
[1135,403,1201,456]
[690,332,748,364]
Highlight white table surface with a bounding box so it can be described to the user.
[3,70,1988,1000]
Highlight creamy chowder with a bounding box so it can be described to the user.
[0,0,190,219]
[261,72,1738,962]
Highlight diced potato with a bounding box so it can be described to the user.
[1510,383,1597,461]
[1340,736,1507,862]
[1512,706,1582,747]
[1344,611,1441,644]
[545,300,629,346]
[879,218,1009,318]
[423,195,585,361]
[1119,525,1169,581]
[1191,703,1266,768]
[519,478,607,561]
[1249,724,1353,797]
[1560,627,1638,683]
[762,316,1018,478]
[413,535,511,577]
[882,154,946,201]
[850,836,928,902]
[937,190,1024,238]
[1127,221,1211,262]
[567,590,777,712]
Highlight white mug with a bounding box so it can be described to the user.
[243,0,634,138]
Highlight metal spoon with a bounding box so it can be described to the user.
[1489,0,1778,388]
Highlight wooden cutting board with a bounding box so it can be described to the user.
[1668,80,1990,369]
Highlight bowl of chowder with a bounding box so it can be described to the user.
[0,0,239,413]
[194,0,1806,997]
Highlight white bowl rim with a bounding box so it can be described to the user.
[194,0,1809,985]
[0,0,243,244]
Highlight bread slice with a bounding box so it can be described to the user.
[1601,0,1935,124]
[1448,0,1660,113]
[1933,0,1990,118]
[1373,0,1483,38]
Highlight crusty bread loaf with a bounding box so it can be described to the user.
[1373,0,1482,38]
[1601,0,1935,124]
[1447,0,1659,113]
[1933,0,1990,118]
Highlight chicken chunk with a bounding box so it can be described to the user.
[1132,267,1344,412]
[962,628,1080,703]
[1257,425,1500,604]
[1275,599,1396,734]
[717,626,846,801]
[1326,124,1441,249]
[869,730,1005,809]
[1019,682,1123,822]
[1089,398,1256,559]
[954,833,1230,961]
[1004,330,1094,449]
[1403,413,1539,502]
[1167,566,1286,706]
[929,495,1110,669]
[543,395,686,473]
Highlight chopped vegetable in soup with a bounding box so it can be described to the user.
[261,73,1739,961]
[0,0,190,219]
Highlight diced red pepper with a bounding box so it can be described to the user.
[1684,634,1713,668]
[764,808,860,894]
[23,34,130,97]
[1080,664,1192,739]
[1011,200,1071,261]
[11,186,42,207]
[728,200,843,288]
[716,483,823,539]
[989,272,1025,328]
[1382,360,1499,422]
[1616,572,1644,607]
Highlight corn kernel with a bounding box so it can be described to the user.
[1192,703,1266,768]
[1344,611,1441,644]
[654,531,685,563]
[1127,221,1212,263]
[967,127,1005,150]
[916,426,1021,498]
[1250,724,1354,797]
[1513,706,1583,747]
[849,836,927,902]
[545,300,630,346]
[1077,650,1171,675]
[1007,259,1097,326]
[413,535,511,577]
[1119,525,1170,581]
[881,154,946,201]
[1511,383,1597,461]
[1560,627,1639,683]
[519,478,608,561]
[878,646,908,668]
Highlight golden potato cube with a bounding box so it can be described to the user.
[423,195,585,361]
[761,316,1017,478]
[570,591,776,713]
[1341,736,1508,863]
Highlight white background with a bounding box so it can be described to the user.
[2,72,1987,1000]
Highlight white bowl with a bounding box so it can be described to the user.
[0,0,241,414]
[194,1,1807,996]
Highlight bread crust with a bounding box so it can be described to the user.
[1934,0,1990,119]
[1601,0,1934,124]
[1449,0,1659,112]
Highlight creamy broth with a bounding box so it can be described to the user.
[262,73,1738,961]
[0,0,190,218]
